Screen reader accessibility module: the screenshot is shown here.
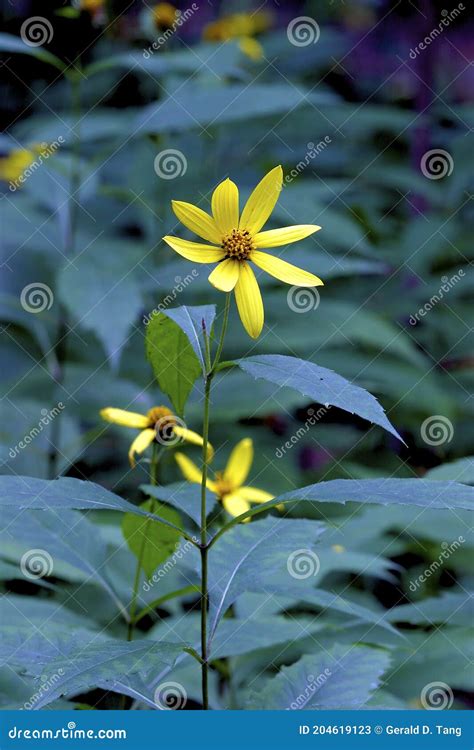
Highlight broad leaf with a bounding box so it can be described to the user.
[142,482,216,526]
[146,312,201,415]
[236,354,402,441]
[247,644,391,709]
[388,591,473,627]
[161,305,215,373]
[0,32,66,72]
[122,499,182,578]
[0,476,188,538]
[426,457,474,484]
[33,640,186,708]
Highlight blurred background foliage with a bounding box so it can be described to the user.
[0,0,473,710]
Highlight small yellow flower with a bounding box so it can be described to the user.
[203,11,271,60]
[80,0,104,14]
[332,544,345,553]
[163,166,323,338]
[152,2,179,29]
[175,437,274,519]
[100,405,209,468]
[0,143,48,185]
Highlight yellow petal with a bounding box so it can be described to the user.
[208,259,241,292]
[238,36,263,61]
[173,426,214,460]
[171,200,222,244]
[222,492,251,519]
[211,178,239,235]
[253,224,321,248]
[175,452,202,484]
[224,438,253,488]
[163,236,225,263]
[239,165,283,234]
[234,262,264,338]
[175,453,217,492]
[239,486,274,503]
[251,250,323,287]
[128,428,156,468]
[100,407,149,429]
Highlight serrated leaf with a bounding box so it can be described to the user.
[0,476,188,537]
[388,592,473,627]
[122,499,182,578]
[247,644,391,709]
[33,640,186,708]
[236,354,402,441]
[161,305,215,372]
[146,312,201,416]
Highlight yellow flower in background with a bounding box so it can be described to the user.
[0,143,48,185]
[100,406,210,468]
[203,11,271,61]
[80,0,104,14]
[164,166,323,338]
[176,437,274,519]
[152,2,179,30]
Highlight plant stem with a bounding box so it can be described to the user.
[127,444,159,642]
[199,293,231,710]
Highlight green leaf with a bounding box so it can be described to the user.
[388,591,473,627]
[161,305,215,372]
[247,644,391,709]
[0,33,66,72]
[426,457,474,484]
[146,312,201,416]
[122,499,182,578]
[236,354,402,441]
[33,640,186,708]
[142,482,216,526]
[0,476,190,540]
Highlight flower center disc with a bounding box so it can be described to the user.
[222,229,254,260]
[214,471,234,499]
[147,406,176,439]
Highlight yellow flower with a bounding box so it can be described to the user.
[100,405,209,468]
[203,11,271,60]
[80,0,104,14]
[175,437,274,519]
[163,166,323,338]
[0,143,48,185]
[152,2,179,29]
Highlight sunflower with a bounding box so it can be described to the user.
[163,166,323,338]
[100,406,209,468]
[175,437,274,519]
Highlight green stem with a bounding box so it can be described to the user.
[127,444,159,641]
[199,293,231,710]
